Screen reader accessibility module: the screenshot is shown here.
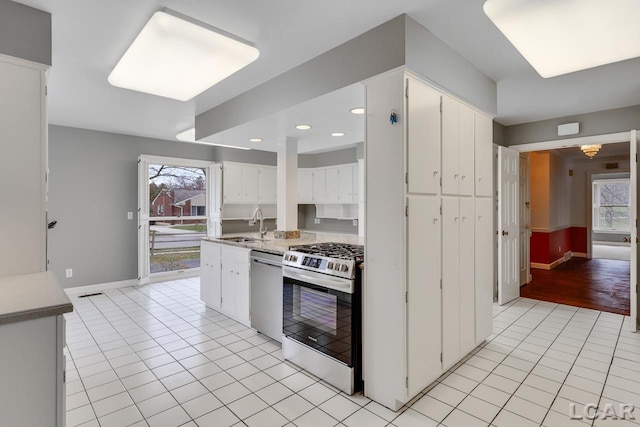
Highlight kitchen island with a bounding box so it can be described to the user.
[0,271,73,427]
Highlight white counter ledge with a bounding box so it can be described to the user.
[0,271,73,325]
[203,231,363,255]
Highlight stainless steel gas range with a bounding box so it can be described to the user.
[281,242,364,394]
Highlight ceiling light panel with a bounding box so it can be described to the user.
[483,0,640,78]
[108,10,260,101]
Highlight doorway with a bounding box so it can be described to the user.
[498,130,638,331]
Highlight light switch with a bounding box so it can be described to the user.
[127,212,134,220]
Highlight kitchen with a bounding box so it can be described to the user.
[1,0,640,425]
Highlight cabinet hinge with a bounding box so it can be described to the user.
[63,371,66,383]
[405,204,408,217]
[137,276,141,281]
[405,173,408,184]
[45,86,48,96]
[440,205,442,215]
[440,353,443,363]
[405,291,408,303]
[636,284,638,293]
[440,99,443,112]
[636,153,638,163]
[405,84,409,98]
[406,377,409,388]
[440,279,442,289]
[440,176,442,187]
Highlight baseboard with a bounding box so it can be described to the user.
[572,252,588,258]
[64,279,138,296]
[531,254,567,271]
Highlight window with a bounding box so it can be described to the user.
[592,178,630,232]
[191,206,205,216]
[157,205,164,215]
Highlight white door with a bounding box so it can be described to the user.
[242,165,260,202]
[223,163,242,203]
[519,155,531,285]
[137,157,150,285]
[630,130,638,332]
[498,146,520,305]
[442,197,460,368]
[312,169,326,202]
[325,168,339,202]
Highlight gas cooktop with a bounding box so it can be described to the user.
[288,242,364,263]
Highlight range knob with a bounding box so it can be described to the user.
[327,262,334,269]
[341,264,349,272]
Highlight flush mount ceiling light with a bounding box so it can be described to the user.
[108,9,260,101]
[483,0,640,78]
[248,138,263,143]
[176,128,251,150]
[331,132,345,137]
[581,144,602,159]
[350,107,365,115]
[295,124,312,130]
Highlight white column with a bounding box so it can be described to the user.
[276,137,299,237]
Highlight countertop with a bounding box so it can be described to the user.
[203,231,364,255]
[0,272,74,325]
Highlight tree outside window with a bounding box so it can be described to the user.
[593,179,630,232]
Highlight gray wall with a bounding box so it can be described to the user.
[0,0,51,65]
[213,146,276,165]
[505,105,640,145]
[298,146,358,168]
[493,121,506,146]
[48,125,216,288]
[404,16,497,116]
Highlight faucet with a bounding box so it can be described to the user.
[251,207,267,238]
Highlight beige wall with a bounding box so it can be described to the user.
[530,152,550,229]
[529,151,571,230]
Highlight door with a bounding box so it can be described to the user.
[519,154,531,285]
[406,196,441,395]
[137,157,150,285]
[458,104,475,196]
[498,146,520,305]
[441,96,460,196]
[442,197,460,368]
[630,130,638,331]
[459,198,475,355]
[223,163,242,203]
[475,198,494,344]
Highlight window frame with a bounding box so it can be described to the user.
[592,178,631,233]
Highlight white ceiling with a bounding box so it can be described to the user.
[15,0,640,153]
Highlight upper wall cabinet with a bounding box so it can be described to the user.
[406,77,441,195]
[299,163,359,204]
[222,162,277,205]
[298,169,313,204]
[442,96,474,196]
[474,113,493,197]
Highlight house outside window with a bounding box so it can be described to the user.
[191,206,205,216]
[592,178,630,232]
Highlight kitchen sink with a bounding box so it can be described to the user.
[218,236,266,243]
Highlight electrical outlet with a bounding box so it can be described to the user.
[353,219,358,226]
[314,218,321,224]
[127,212,133,220]
[558,246,561,252]
[248,220,253,226]
[65,268,73,278]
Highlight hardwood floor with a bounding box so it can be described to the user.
[520,258,630,315]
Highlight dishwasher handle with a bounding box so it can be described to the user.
[251,258,282,268]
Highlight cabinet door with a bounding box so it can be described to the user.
[298,169,313,203]
[234,259,251,326]
[475,113,493,197]
[312,169,326,202]
[459,198,475,355]
[337,165,353,202]
[325,167,339,202]
[242,165,260,202]
[259,166,277,204]
[475,198,494,344]
[201,242,221,309]
[458,104,475,196]
[442,197,460,368]
[442,97,460,196]
[223,163,243,203]
[406,77,441,195]
[352,164,359,202]
[220,264,235,315]
[407,196,442,396]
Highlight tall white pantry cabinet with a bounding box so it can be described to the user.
[364,71,493,410]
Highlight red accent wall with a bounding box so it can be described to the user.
[531,227,586,265]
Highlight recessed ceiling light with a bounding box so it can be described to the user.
[295,124,312,130]
[108,9,260,100]
[350,107,365,115]
[249,138,263,143]
[330,132,345,137]
[483,0,640,78]
[176,128,251,150]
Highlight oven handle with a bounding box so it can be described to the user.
[282,267,354,294]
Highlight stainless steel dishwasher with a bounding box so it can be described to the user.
[250,250,283,342]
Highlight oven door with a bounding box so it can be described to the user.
[283,267,354,366]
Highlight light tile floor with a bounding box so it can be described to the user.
[65,277,640,427]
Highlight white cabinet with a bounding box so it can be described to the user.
[258,166,277,204]
[312,169,326,202]
[407,77,441,195]
[442,96,474,196]
[475,198,494,344]
[298,169,313,203]
[200,241,251,326]
[222,162,243,203]
[325,167,339,202]
[475,113,493,197]
[200,241,221,309]
[0,57,47,277]
[337,165,354,202]
[242,165,260,202]
[406,196,442,396]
